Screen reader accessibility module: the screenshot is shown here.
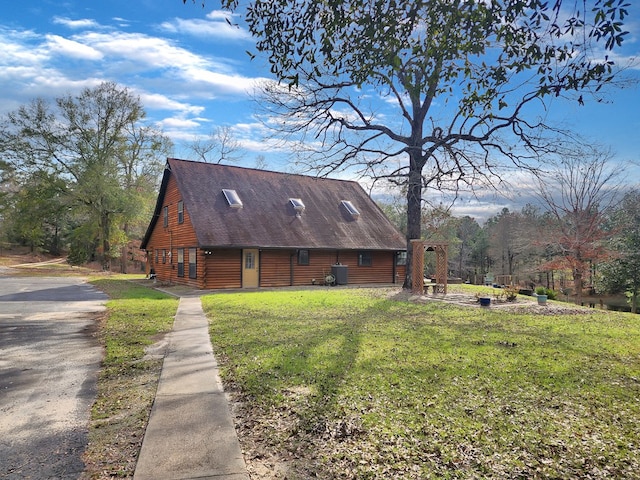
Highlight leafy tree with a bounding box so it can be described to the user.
[485,204,550,285]
[421,204,459,277]
[469,227,490,283]
[485,208,521,277]
[0,82,171,266]
[454,216,482,281]
[377,191,407,236]
[598,190,640,313]
[517,203,548,282]
[422,204,458,243]
[5,172,70,254]
[0,159,16,244]
[535,145,623,302]
[212,0,630,289]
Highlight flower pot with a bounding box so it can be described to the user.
[537,294,548,305]
[479,297,491,307]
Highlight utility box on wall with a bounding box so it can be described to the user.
[331,264,348,285]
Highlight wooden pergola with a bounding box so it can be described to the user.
[411,239,448,295]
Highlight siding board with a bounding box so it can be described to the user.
[261,250,294,287]
[205,249,242,289]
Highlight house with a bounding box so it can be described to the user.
[140,158,407,289]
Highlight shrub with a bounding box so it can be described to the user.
[535,286,557,300]
[503,285,519,301]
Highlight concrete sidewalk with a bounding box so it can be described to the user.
[134,296,249,480]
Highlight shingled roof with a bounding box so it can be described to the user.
[141,158,406,251]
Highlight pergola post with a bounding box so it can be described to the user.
[433,243,448,294]
[411,239,425,295]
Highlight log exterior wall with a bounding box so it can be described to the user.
[203,250,242,289]
[260,250,294,287]
[144,175,202,288]
[259,249,404,288]
[334,250,404,285]
[144,174,406,289]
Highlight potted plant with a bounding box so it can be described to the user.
[535,287,556,305]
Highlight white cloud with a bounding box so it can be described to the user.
[112,17,131,28]
[159,10,251,41]
[70,30,265,97]
[180,67,263,94]
[78,31,206,70]
[138,91,204,115]
[0,28,50,64]
[45,34,103,60]
[52,16,99,29]
[158,116,202,129]
[0,10,276,158]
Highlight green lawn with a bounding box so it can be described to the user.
[202,288,640,479]
[83,278,178,478]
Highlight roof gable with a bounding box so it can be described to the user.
[142,158,406,251]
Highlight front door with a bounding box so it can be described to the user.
[242,249,259,288]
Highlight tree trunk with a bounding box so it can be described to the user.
[101,212,111,269]
[120,245,128,273]
[574,270,583,305]
[120,222,130,274]
[404,159,424,290]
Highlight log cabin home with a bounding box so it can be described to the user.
[140,158,407,289]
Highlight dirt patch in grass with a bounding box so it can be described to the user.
[81,362,163,479]
[392,287,607,316]
[0,253,101,276]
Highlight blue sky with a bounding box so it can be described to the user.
[2,1,639,219]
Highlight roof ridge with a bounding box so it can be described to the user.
[166,157,361,185]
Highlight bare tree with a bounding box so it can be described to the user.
[218,0,630,289]
[254,154,268,170]
[188,126,243,164]
[535,144,625,302]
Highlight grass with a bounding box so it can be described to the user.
[202,288,640,479]
[81,277,178,479]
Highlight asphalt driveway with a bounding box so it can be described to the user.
[0,276,107,479]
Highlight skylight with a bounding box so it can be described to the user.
[341,200,360,218]
[222,189,243,208]
[289,198,305,215]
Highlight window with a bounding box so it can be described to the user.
[341,200,360,218]
[245,251,255,269]
[155,249,159,264]
[358,251,372,267]
[289,198,305,215]
[163,205,169,227]
[189,248,197,279]
[177,248,184,277]
[223,189,243,208]
[177,200,184,224]
[297,249,309,266]
[162,249,167,264]
[396,251,407,266]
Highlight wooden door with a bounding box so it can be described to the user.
[242,249,259,288]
